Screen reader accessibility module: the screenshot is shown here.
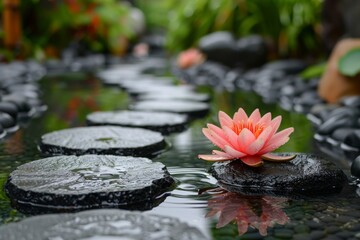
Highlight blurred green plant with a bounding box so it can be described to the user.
[162,0,322,57]
[1,0,135,60]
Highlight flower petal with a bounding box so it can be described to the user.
[259,128,294,154]
[202,128,228,149]
[240,156,264,167]
[257,112,272,127]
[223,126,239,148]
[237,128,256,154]
[224,145,247,158]
[219,111,233,128]
[269,116,282,136]
[198,154,232,162]
[246,126,273,155]
[248,108,261,124]
[261,153,297,162]
[213,150,233,158]
[207,123,225,139]
[233,108,248,123]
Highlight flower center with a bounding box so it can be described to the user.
[233,120,264,138]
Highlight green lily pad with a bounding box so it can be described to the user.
[338,48,360,77]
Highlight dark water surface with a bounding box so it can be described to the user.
[1,72,359,239]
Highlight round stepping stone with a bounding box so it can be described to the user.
[0,209,208,240]
[130,100,209,118]
[210,153,347,197]
[39,126,166,157]
[139,90,210,102]
[87,110,188,135]
[5,155,175,213]
[126,85,195,96]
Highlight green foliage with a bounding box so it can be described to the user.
[338,48,360,77]
[2,0,135,60]
[163,0,322,57]
[300,62,326,80]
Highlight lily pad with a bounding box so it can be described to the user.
[39,126,166,157]
[87,110,188,134]
[5,155,175,213]
[0,209,208,240]
[338,48,360,77]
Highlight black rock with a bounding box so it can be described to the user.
[328,128,357,146]
[317,110,359,136]
[237,35,268,68]
[263,60,307,74]
[340,95,360,108]
[341,130,360,159]
[87,110,188,135]
[307,104,339,127]
[5,155,175,213]
[39,126,166,157]
[199,31,238,67]
[0,102,18,120]
[0,112,17,131]
[130,100,209,118]
[2,94,32,113]
[0,209,207,240]
[209,153,347,196]
[352,156,360,177]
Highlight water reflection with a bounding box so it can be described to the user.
[204,188,289,236]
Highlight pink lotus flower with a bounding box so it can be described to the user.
[198,108,295,167]
[177,48,205,69]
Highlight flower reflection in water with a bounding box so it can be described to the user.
[205,189,289,236]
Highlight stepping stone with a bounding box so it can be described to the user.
[209,153,347,197]
[130,100,209,118]
[5,155,175,213]
[126,85,195,96]
[0,209,208,240]
[139,91,210,102]
[87,110,188,135]
[39,126,166,157]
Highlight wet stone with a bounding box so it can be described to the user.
[138,90,210,102]
[39,126,166,157]
[5,155,175,213]
[0,209,207,240]
[351,156,360,178]
[0,112,17,130]
[87,110,188,135]
[0,102,19,120]
[131,100,209,118]
[210,153,347,196]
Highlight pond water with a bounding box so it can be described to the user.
[0,71,359,239]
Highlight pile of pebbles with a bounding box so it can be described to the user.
[0,61,47,138]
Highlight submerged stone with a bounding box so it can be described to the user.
[351,156,360,178]
[5,155,175,213]
[87,110,188,135]
[131,100,209,118]
[210,153,347,197]
[39,126,166,157]
[0,209,207,240]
